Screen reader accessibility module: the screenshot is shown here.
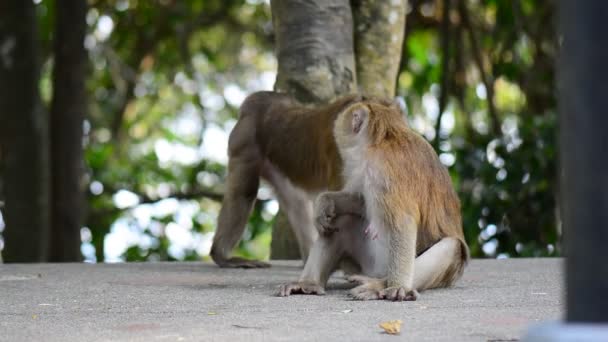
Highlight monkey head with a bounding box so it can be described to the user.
[333,100,408,155]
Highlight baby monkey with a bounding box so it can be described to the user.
[278,100,469,301]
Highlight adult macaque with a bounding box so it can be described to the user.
[278,101,469,301]
[211,92,393,268]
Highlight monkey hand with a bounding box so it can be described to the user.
[348,275,418,301]
[382,287,419,302]
[313,194,339,236]
[277,281,325,297]
[348,275,387,300]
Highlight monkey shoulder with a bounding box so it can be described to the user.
[239,91,295,118]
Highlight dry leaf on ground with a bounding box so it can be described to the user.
[379,320,402,335]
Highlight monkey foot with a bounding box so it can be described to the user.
[346,274,383,284]
[348,275,387,300]
[350,285,384,300]
[348,276,418,301]
[383,287,419,302]
[215,257,271,269]
[277,281,325,297]
[314,196,339,236]
[316,221,340,237]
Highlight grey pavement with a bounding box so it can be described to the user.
[0,259,563,341]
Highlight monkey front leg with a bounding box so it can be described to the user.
[384,215,419,301]
[277,235,344,296]
[349,215,419,301]
[277,192,367,297]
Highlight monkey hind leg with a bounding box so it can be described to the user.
[211,153,269,268]
[348,237,467,298]
[277,235,344,297]
[413,237,469,291]
[262,162,318,263]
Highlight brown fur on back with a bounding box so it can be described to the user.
[235,92,363,191]
[365,103,469,282]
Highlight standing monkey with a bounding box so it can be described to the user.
[211,91,369,268]
[278,101,469,300]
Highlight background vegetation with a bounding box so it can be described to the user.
[0,0,558,262]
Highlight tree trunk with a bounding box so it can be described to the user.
[268,212,301,260]
[352,0,407,97]
[271,0,357,103]
[48,0,88,262]
[0,0,50,262]
[269,0,357,259]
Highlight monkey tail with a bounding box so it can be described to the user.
[442,238,469,288]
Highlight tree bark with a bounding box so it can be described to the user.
[352,0,407,97]
[0,0,50,262]
[269,0,357,259]
[268,212,301,260]
[271,0,357,103]
[48,0,88,262]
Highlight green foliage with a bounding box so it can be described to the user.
[399,0,558,257]
[452,113,557,257]
[37,0,276,262]
[15,0,558,262]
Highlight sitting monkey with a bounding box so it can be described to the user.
[278,100,469,301]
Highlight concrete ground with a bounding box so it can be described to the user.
[0,259,563,342]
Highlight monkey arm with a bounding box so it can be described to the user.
[313,191,366,236]
[315,191,366,216]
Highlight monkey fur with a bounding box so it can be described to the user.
[278,100,469,301]
[211,91,378,268]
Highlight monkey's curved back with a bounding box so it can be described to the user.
[251,93,362,191]
[366,104,464,252]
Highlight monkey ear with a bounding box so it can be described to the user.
[351,107,369,134]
